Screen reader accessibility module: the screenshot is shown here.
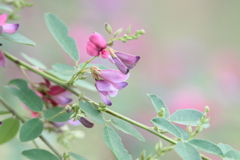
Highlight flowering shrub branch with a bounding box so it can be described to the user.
[0,2,240,160]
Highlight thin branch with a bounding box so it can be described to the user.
[3,52,210,160]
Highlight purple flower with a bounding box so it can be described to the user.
[108,51,140,74]
[0,13,19,67]
[91,67,129,106]
[0,13,19,34]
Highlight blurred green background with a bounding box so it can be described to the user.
[1,0,240,159]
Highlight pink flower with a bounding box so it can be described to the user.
[86,33,140,74]
[86,32,110,58]
[0,13,19,34]
[36,79,72,106]
[91,67,129,106]
[0,13,19,67]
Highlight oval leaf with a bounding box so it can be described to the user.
[0,32,36,46]
[170,109,208,127]
[79,101,105,124]
[44,107,71,122]
[69,152,88,160]
[218,143,234,155]
[188,139,223,157]
[111,118,145,142]
[151,117,182,139]
[147,94,170,118]
[174,125,189,140]
[6,79,43,112]
[0,117,20,144]
[19,118,43,142]
[103,126,132,160]
[22,149,59,160]
[45,13,79,62]
[52,63,77,76]
[174,141,201,160]
[22,53,47,69]
[225,150,240,159]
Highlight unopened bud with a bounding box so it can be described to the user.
[155,141,162,154]
[79,117,94,128]
[187,125,192,134]
[205,106,210,113]
[104,23,113,34]
[157,108,165,117]
[0,121,2,126]
[113,28,123,38]
[126,25,131,35]
[140,150,146,160]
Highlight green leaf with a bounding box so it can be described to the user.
[19,118,43,142]
[170,109,209,127]
[188,139,223,157]
[22,149,59,160]
[103,126,132,160]
[151,117,182,139]
[174,125,189,140]
[147,94,170,118]
[225,150,240,160]
[111,117,145,142]
[79,63,108,70]
[0,32,36,46]
[218,143,234,155]
[47,70,97,91]
[79,101,105,124]
[0,117,20,144]
[44,107,71,122]
[69,152,88,160]
[0,5,13,12]
[6,79,43,112]
[21,53,47,69]
[45,13,79,62]
[174,141,201,160]
[52,63,77,76]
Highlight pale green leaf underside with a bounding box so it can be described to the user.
[0,32,36,46]
[188,139,224,157]
[79,101,105,124]
[174,141,201,160]
[152,117,183,139]
[147,94,170,118]
[21,53,47,69]
[52,63,78,76]
[103,126,132,160]
[22,149,59,160]
[69,152,88,160]
[111,117,145,142]
[45,13,79,62]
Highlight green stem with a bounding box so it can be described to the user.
[67,56,96,86]
[3,52,210,160]
[0,96,62,159]
[32,140,39,148]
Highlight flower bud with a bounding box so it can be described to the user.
[79,117,94,128]
[0,121,2,126]
[104,23,113,34]
[205,106,210,113]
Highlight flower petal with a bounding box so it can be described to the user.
[0,50,6,67]
[68,119,81,126]
[86,41,100,57]
[112,82,128,90]
[108,90,118,97]
[95,80,118,92]
[89,32,106,49]
[2,23,19,34]
[99,92,112,106]
[47,86,66,95]
[79,117,94,128]
[100,49,110,58]
[0,14,7,26]
[51,95,72,106]
[112,56,129,74]
[115,52,140,69]
[99,69,130,83]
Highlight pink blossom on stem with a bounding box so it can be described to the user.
[91,67,129,106]
[86,32,140,74]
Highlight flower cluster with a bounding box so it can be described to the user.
[0,13,19,67]
[86,32,140,105]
